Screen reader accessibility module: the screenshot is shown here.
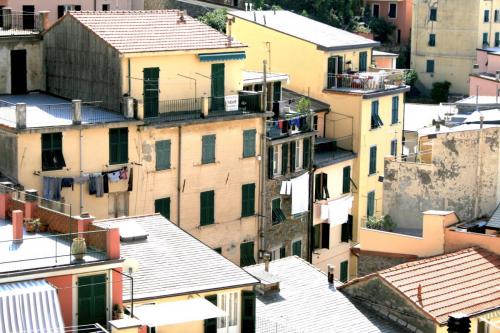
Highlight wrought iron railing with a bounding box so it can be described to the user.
[1,11,41,34]
[326,72,405,91]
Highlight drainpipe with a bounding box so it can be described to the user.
[258,60,268,260]
[177,126,182,227]
[474,114,484,218]
[128,58,131,96]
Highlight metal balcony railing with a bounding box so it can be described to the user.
[326,72,406,92]
[1,11,41,35]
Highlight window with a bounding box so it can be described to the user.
[292,239,302,257]
[294,140,301,170]
[342,166,351,194]
[372,4,380,18]
[272,198,286,224]
[367,191,375,217]
[388,3,397,18]
[41,132,66,171]
[371,101,383,129]
[57,5,81,18]
[426,60,435,73]
[315,173,330,200]
[327,56,343,88]
[313,223,330,250]
[243,129,256,158]
[303,137,311,169]
[340,260,349,282]
[359,51,368,72]
[109,128,128,165]
[154,197,170,219]
[155,140,171,170]
[241,183,255,217]
[483,32,489,47]
[282,143,289,174]
[496,10,500,22]
[496,32,500,47]
[313,115,319,131]
[202,134,216,164]
[270,245,285,260]
[241,291,256,332]
[391,139,398,156]
[478,319,489,333]
[240,241,256,266]
[218,292,239,330]
[369,146,377,175]
[204,295,217,331]
[430,8,437,21]
[485,10,490,23]
[391,96,399,124]
[102,4,110,10]
[341,215,353,243]
[200,190,215,226]
[428,33,436,47]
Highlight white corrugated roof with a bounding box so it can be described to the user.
[230,10,379,51]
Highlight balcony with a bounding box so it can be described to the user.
[314,136,356,167]
[325,71,407,94]
[0,9,47,37]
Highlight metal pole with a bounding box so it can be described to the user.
[130,275,134,317]
[263,60,268,112]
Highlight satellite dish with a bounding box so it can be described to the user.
[123,258,139,274]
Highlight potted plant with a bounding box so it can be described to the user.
[71,237,87,261]
[112,304,124,320]
[36,219,48,233]
[25,219,37,233]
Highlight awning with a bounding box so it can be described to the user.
[0,280,64,333]
[133,298,226,327]
[198,51,246,62]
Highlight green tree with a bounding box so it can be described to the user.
[198,9,227,33]
[368,17,396,43]
[431,81,452,103]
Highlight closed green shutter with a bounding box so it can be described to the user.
[155,197,170,219]
[243,129,256,158]
[292,240,301,257]
[204,295,217,333]
[202,135,216,164]
[359,51,367,72]
[341,222,349,242]
[155,140,171,170]
[430,8,437,21]
[426,60,434,73]
[342,166,351,194]
[367,191,375,216]
[327,57,336,88]
[321,223,330,249]
[303,137,310,169]
[290,141,296,173]
[77,274,107,327]
[496,32,500,47]
[337,56,343,74]
[391,139,397,156]
[313,224,320,250]
[241,183,255,217]
[109,128,128,165]
[392,96,399,124]
[268,146,274,178]
[241,291,256,333]
[211,63,225,111]
[281,143,288,175]
[369,146,377,175]
[280,246,286,259]
[273,81,281,102]
[143,67,159,118]
[200,191,215,226]
[340,260,349,283]
[240,241,256,266]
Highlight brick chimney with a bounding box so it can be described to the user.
[24,189,38,220]
[264,252,271,272]
[107,227,120,260]
[12,209,23,242]
[327,264,334,284]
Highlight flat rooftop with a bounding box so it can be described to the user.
[0,218,105,274]
[0,92,127,128]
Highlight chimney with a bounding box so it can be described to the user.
[264,252,271,272]
[24,189,38,220]
[177,10,186,24]
[249,3,253,11]
[327,264,334,284]
[38,11,50,32]
[480,114,485,129]
[72,99,82,125]
[245,2,248,11]
[263,15,266,25]
[12,210,23,242]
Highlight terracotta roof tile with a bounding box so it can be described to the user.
[378,248,500,323]
[67,10,245,53]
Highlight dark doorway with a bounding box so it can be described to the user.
[11,49,27,94]
[22,5,35,30]
[373,4,379,18]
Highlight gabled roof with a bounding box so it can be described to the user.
[94,214,258,301]
[59,10,245,53]
[340,248,500,324]
[244,257,406,333]
[229,10,379,51]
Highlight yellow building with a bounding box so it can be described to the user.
[0,10,268,266]
[230,10,408,280]
[95,214,259,333]
[411,0,500,95]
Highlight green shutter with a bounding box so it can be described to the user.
[77,274,107,327]
[337,56,343,74]
[268,146,274,178]
[155,197,170,219]
[290,141,296,173]
[341,222,349,242]
[321,223,330,249]
[243,129,256,158]
[369,146,377,174]
[204,295,217,333]
[426,60,434,73]
[241,183,255,217]
[143,67,159,118]
[313,224,320,250]
[241,291,256,333]
[327,57,336,87]
[359,51,367,72]
[200,191,215,226]
[391,139,397,156]
[340,261,349,283]
[155,140,171,170]
[281,143,288,175]
[392,96,399,124]
[303,137,310,169]
[240,241,255,266]
[272,198,286,224]
[367,191,375,216]
[273,81,281,102]
[342,166,351,194]
[211,63,225,111]
[292,240,301,257]
[109,128,128,165]
[202,135,216,164]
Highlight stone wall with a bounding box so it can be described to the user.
[0,129,17,181]
[384,127,500,231]
[357,253,413,277]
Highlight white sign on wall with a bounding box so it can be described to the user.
[225,95,239,111]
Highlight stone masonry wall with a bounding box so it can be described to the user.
[357,253,413,277]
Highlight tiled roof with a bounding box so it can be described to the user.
[65,10,245,53]
[230,10,379,51]
[376,248,500,323]
[244,257,407,333]
[487,203,500,229]
[94,214,258,301]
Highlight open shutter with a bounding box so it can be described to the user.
[268,146,274,178]
[314,174,322,200]
[322,173,330,199]
[303,137,310,169]
[327,57,336,87]
[340,261,348,283]
[241,291,256,333]
[321,223,330,249]
[341,222,349,242]
[281,143,288,175]
[337,56,343,74]
[204,295,217,333]
[342,166,351,194]
[313,224,320,250]
[347,215,353,240]
[290,141,296,173]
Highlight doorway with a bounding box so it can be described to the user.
[11,49,27,94]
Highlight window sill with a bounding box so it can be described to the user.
[368,172,377,177]
[198,222,216,229]
[241,155,256,160]
[390,122,400,126]
[241,214,255,220]
[369,126,382,132]
[41,167,65,172]
[155,167,174,173]
[197,161,220,166]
